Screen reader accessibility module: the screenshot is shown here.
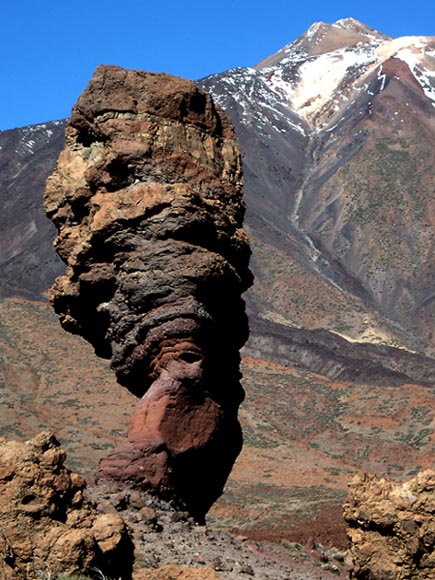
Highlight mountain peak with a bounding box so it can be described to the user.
[255,18,390,69]
[334,17,381,33]
[251,19,435,126]
[308,17,389,39]
[305,17,377,36]
[335,16,362,26]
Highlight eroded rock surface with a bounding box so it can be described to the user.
[0,432,132,580]
[344,470,435,579]
[44,65,252,520]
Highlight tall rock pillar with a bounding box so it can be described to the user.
[44,65,252,520]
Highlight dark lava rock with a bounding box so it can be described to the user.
[44,65,252,520]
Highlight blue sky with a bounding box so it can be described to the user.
[1,0,434,130]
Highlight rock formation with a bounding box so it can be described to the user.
[344,470,435,579]
[0,432,132,580]
[44,65,252,521]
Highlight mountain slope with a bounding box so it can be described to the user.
[200,18,435,357]
[0,121,65,298]
[200,20,435,541]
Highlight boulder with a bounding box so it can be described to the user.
[344,470,435,579]
[0,432,133,580]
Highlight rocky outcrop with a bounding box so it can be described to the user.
[344,470,435,579]
[0,432,132,580]
[44,65,252,520]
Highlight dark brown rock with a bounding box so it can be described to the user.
[44,65,252,520]
[0,432,133,580]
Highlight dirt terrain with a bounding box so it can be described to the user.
[2,296,435,561]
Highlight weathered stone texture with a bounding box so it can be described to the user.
[344,470,435,579]
[0,432,132,580]
[44,65,251,520]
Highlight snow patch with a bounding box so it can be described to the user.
[395,44,435,107]
[211,67,308,136]
[257,32,435,127]
[263,45,377,121]
[376,36,431,60]
[377,65,387,91]
[305,21,323,41]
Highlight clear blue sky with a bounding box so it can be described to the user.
[1,0,434,130]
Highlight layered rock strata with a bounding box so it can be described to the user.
[344,470,435,579]
[0,432,132,580]
[44,65,252,520]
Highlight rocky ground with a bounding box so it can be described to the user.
[0,432,351,580]
[4,296,435,565]
[87,482,351,580]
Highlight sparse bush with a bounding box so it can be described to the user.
[55,569,121,580]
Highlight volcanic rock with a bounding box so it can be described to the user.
[44,65,252,520]
[0,432,132,580]
[344,470,435,579]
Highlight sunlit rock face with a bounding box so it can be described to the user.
[344,470,435,579]
[44,65,252,520]
[0,432,132,580]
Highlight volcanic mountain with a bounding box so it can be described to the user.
[200,17,435,360]
[1,18,435,547]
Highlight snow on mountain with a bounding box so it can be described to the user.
[199,18,435,357]
[1,120,66,159]
[0,119,66,299]
[204,19,435,137]
[202,66,308,138]
[260,44,378,123]
[387,38,435,106]
[252,23,435,125]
